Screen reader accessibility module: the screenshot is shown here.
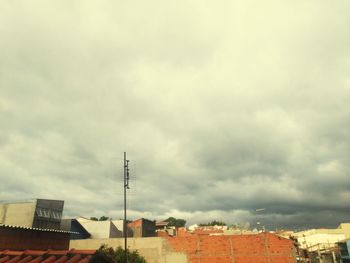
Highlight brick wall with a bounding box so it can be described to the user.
[165,232,296,263]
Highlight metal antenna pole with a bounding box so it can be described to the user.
[123,152,129,263]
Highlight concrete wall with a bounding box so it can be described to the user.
[70,237,187,263]
[112,220,132,237]
[0,201,36,227]
[110,222,123,238]
[77,220,112,239]
[339,223,350,239]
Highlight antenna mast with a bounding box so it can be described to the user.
[123,152,130,262]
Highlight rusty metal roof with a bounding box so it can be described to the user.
[0,249,96,263]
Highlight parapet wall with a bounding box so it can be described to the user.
[70,237,187,263]
[70,233,296,263]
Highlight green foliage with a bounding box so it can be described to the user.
[164,217,186,227]
[199,220,226,226]
[90,245,147,263]
[90,216,110,221]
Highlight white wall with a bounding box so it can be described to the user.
[0,201,36,227]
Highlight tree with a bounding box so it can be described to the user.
[199,220,226,226]
[90,216,110,221]
[164,217,186,227]
[89,245,147,263]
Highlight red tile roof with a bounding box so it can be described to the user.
[0,249,95,263]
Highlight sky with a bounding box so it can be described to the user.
[0,0,350,230]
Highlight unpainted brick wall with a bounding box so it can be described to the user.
[165,232,296,263]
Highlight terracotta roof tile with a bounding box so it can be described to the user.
[6,256,21,263]
[76,256,91,263]
[40,256,56,263]
[0,250,96,263]
[0,257,11,263]
[52,256,68,263]
[65,255,81,263]
[17,256,32,263]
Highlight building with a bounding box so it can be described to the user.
[0,218,95,262]
[156,220,170,230]
[60,219,91,240]
[338,223,350,239]
[128,218,156,237]
[0,199,64,230]
[75,217,123,239]
[338,239,350,263]
[293,227,347,251]
[0,224,72,250]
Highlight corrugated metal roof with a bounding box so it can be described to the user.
[0,224,78,234]
[0,249,96,263]
[155,221,169,227]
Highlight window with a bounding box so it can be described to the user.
[51,211,62,219]
[36,208,50,218]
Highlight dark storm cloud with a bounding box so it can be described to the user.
[0,0,350,229]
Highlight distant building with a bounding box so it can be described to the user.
[64,217,156,239]
[155,220,169,231]
[293,228,345,251]
[75,217,123,239]
[0,199,64,230]
[60,218,91,240]
[187,224,198,231]
[128,218,156,237]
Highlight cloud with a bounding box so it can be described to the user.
[0,0,350,229]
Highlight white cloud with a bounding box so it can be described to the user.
[0,0,350,229]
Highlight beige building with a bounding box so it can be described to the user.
[293,223,350,252]
[76,217,124,239]
[0,199,64,230]
[338,223,350,239]
[0,200,36,227]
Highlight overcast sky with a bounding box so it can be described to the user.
[1,1,350,230]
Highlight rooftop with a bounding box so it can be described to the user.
[0,249,96,263]
[0,224,77,234]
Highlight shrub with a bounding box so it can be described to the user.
[90,245,147,263]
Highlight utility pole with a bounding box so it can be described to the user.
[123,152,130,263]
